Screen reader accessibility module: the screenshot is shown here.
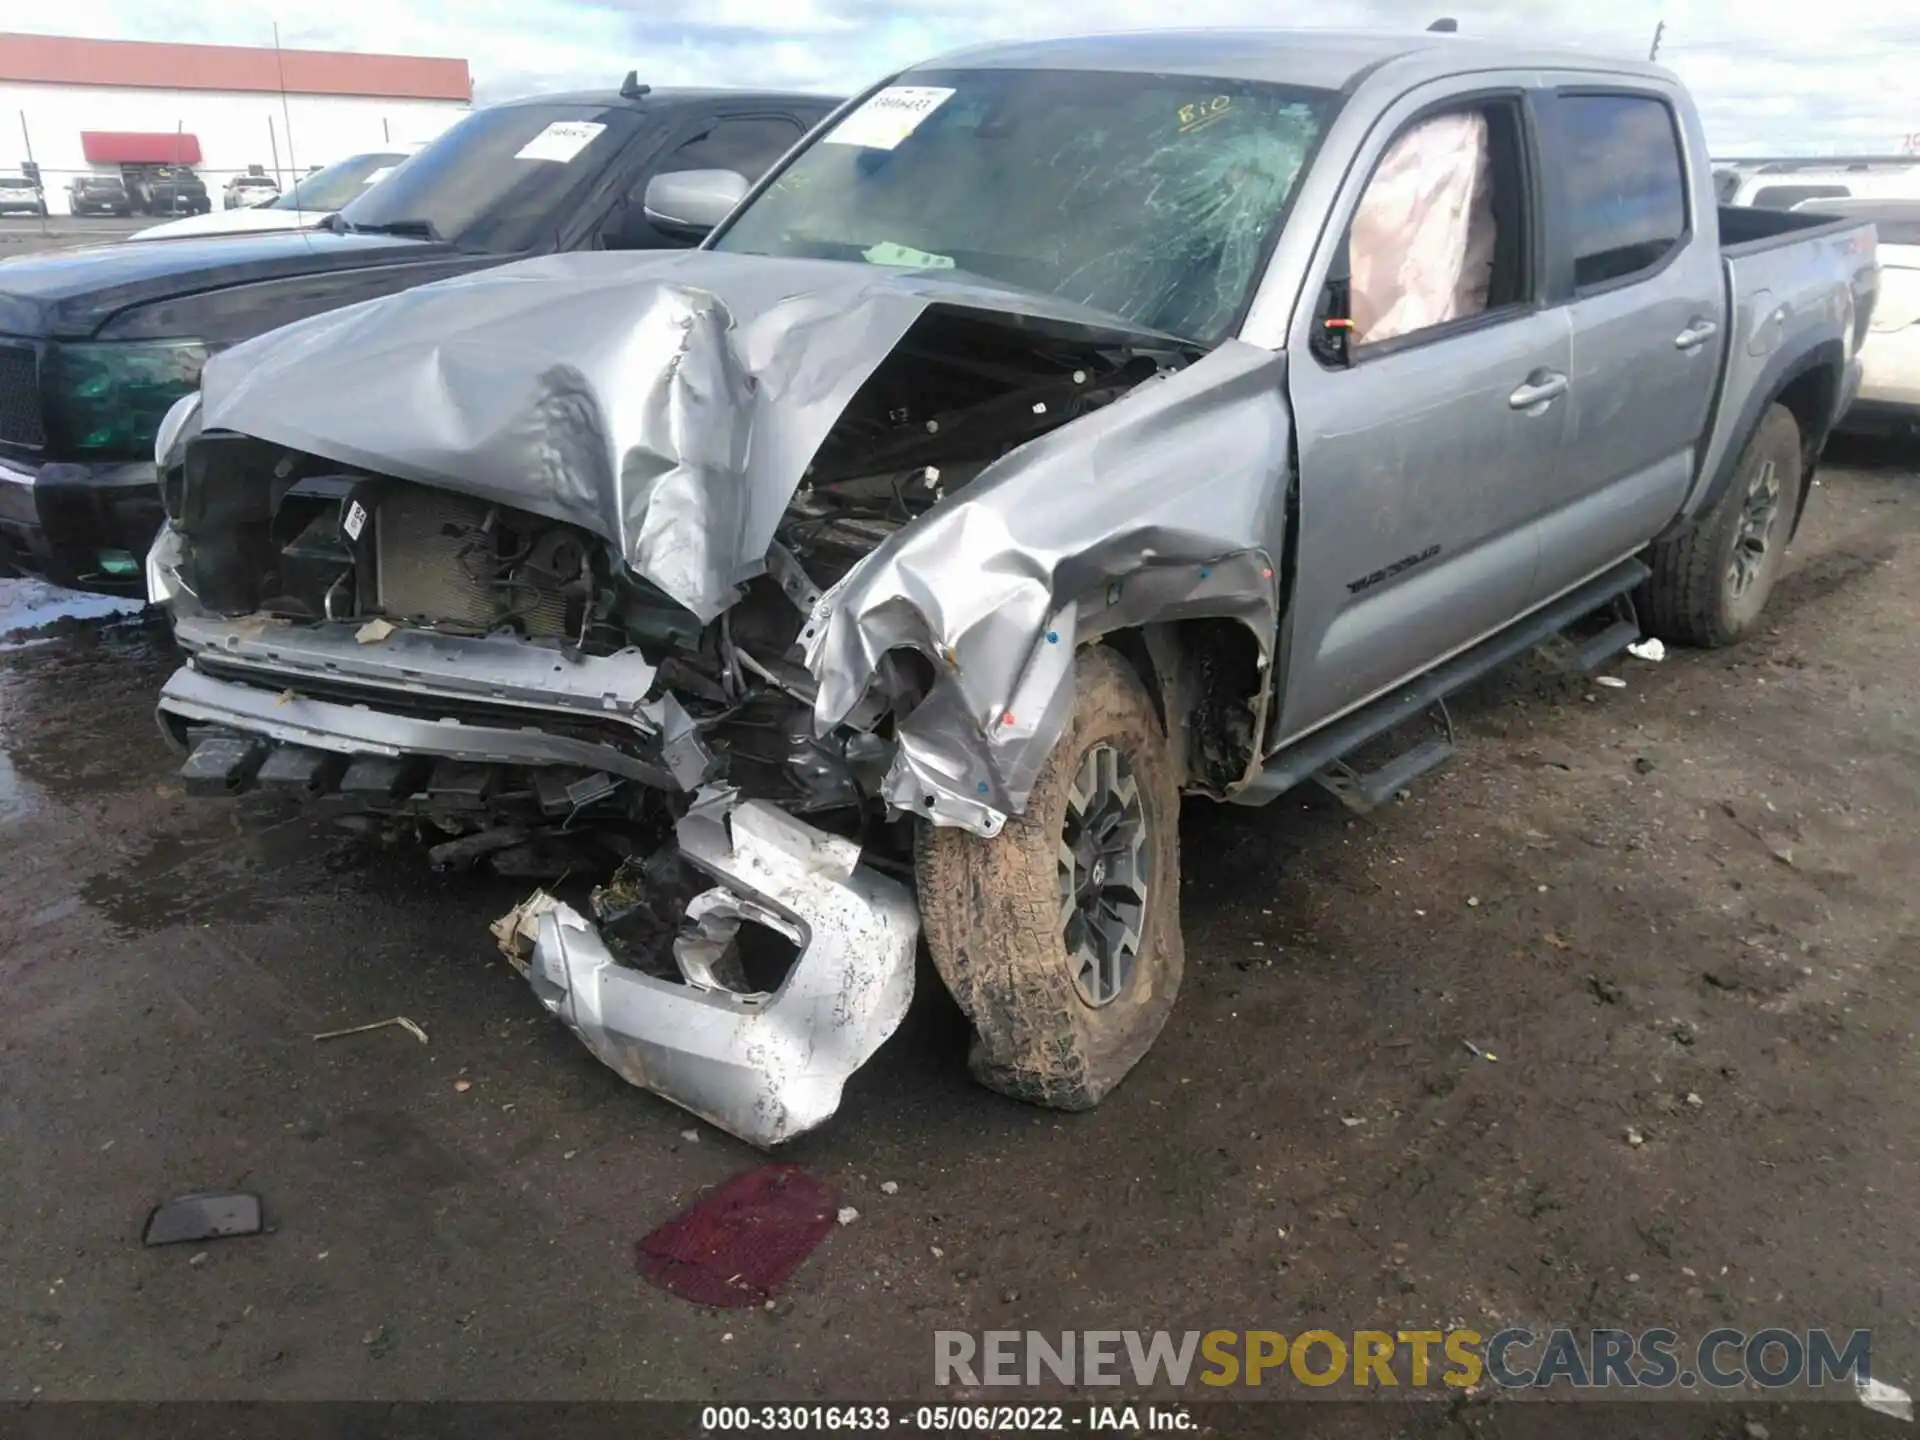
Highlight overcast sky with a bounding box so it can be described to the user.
[18,0,1918,154]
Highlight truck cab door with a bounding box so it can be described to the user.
[1528,84,1722,600]
[1276,87,1567,744]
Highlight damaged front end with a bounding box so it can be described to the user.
[147,250,1244,1143]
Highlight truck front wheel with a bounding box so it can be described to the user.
[1641,403,1804,648]
[917,645,1183,1111]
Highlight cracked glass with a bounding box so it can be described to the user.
[716,67,1336,345]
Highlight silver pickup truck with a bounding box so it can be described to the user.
[145,30,1880,1145]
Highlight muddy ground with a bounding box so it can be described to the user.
[1,445,1917,1434]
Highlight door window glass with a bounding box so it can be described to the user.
[1550,94,1687,289]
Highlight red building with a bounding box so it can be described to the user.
[0,31,472,213]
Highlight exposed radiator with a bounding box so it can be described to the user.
[373,487,574,638]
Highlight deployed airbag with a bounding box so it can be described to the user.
[1349,110,1495,347]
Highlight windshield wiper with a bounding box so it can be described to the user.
[342,217,442,242]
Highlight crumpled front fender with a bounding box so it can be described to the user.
[805,340,1294,836]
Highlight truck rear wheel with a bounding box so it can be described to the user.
[1640,403,1803,648]
[916,645,1183,1111]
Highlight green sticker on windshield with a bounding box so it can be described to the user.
[863,241,955,270]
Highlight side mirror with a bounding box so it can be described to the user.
[642,168,749,237]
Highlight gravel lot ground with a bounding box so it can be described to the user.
[0,215,153,253]
[1,216,1916,1429]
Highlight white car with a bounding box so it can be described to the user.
[0,170,46,215]
[130,150,413,240]
[223,173,281,209]
[1728,163,1920,211]
[1812,198,1920,435]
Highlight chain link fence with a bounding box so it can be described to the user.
[2,162,315,225]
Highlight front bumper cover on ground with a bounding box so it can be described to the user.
[496,791,919,1147]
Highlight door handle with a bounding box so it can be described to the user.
[1674,319,1719,350]
[1508,371,1569,411]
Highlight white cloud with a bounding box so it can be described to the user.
[12,0,1917,152]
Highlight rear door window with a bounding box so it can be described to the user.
[1548,94,1688,290]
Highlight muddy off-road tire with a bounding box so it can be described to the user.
[916,646,1183,1110]
[1641,404,1805,648]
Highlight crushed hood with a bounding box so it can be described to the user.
[195,249,1176,621]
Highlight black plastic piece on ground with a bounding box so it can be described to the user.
[428,826,531,872]
[256,744,347,795]
[178,734,269,796]
[142,1191,263,1246]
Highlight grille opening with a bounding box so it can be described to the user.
[182,451,599,641]
[373,486,589,640]
[0,344,44,450]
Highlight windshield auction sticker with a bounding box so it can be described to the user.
[513,121,607,163]
[824,87,955,150]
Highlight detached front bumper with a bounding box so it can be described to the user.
[496,793,920,1147]
[0,455,162,594]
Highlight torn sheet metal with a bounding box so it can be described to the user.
[502,792,918,1146]
[805,341,1293,835]
[193,249,1177,622]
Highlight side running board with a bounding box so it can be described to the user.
[1233,557,1651,808]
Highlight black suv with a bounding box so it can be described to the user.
[67,174,133,217]
[0,84,838,592]
[131,167,211,217]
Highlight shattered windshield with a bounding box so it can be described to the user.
[715,68,1335,344]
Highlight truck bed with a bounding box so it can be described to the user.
[1717,203,1843,252]
[1682,206,1880,525]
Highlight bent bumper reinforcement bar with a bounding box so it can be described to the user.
[158,665,685,789]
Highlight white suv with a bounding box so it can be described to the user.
[223,174,281,210]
